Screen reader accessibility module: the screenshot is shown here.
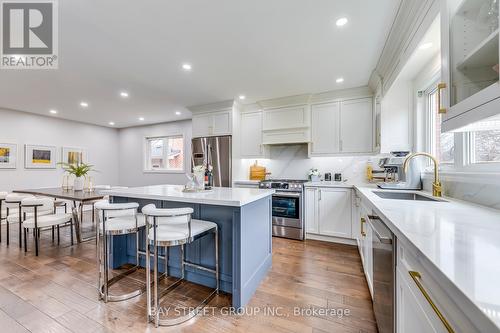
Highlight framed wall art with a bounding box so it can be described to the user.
[61,146,87,165]
[25,144,57,169]
[0,143,17,169]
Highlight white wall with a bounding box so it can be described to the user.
[0,109,120,191]
[117,120,192,187]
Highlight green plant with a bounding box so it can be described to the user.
[58,162,95,177]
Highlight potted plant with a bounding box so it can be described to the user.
[308,168,321,182]
[59,162,95,191]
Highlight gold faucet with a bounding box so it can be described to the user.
[403,152,442,197]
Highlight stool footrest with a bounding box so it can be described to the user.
[149,282,218,327]
[98,265,146,302]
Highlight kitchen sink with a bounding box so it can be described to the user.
[373,191,445,202]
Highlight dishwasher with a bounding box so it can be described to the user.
[367,215,395,333]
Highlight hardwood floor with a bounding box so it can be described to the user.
[0,215,377,333]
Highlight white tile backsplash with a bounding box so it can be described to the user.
[235,144,373,183]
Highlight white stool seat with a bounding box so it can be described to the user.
[100,213,145,234]
[7,209,52,223]
[23,213,72,229]
[148,219,217,243]
[0,192,8,200]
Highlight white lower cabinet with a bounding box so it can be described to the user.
[396,268,445,333]
[305,187,352,239]
[305,187,318,234]
[396,240,482,333]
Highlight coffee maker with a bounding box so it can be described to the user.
[377,151,422,190]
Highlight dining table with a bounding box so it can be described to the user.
[13,187,106,243]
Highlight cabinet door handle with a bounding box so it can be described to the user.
[437,82,447,114]
[339,139,343,152]
[318,189,322,200]
[360,217,366,236]
[409,271,455,333]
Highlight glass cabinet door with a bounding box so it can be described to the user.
[448,0,499,107]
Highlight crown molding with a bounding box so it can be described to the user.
[369,0,439,95]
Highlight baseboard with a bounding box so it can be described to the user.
[305,233,357,245]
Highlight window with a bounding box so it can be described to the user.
[472,130,500,163]
[145,136,184,172]
[426,86,454,164]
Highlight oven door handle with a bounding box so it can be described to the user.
[273,192,301,198]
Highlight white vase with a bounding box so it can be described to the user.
[74,176,84,191]
[194,171,205,190]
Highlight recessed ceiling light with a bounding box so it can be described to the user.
[138,117,144,121]
[120,91,129,98]
[49,109,58,114]
[336,77,344,83]
[109,121,115,126]
[80,101,89,108]
[182,63,192,71]
[336,17,348,27]
[175,111,181,116]
[419,42,433,50]
[238,95,246,100]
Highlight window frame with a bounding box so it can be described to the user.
[419,76,500,174]
[143,135,186,174]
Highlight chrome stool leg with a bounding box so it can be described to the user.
[96,205,146,303]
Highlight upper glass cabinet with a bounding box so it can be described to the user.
[450,0,498,106]
[442,0,500,131]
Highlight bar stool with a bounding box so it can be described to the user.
[142,204,219,327]
[21,197,74,256]
[0,192,7,243]
[95,201,147,302]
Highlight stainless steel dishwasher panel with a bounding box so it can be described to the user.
[368,215,394,333]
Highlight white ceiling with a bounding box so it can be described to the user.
[0,0,400,128]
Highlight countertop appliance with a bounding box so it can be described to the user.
[377,151,422,190]
[367,215,395,333]
[191,136,232,187]
[259,179,307,240]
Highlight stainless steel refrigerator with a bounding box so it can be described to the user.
[191,136,232,187]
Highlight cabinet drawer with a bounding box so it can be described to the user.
[397,242,480,333]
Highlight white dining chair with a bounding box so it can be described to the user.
[21,197,74,256]
[0,191,8,243]
[5,193,52,247]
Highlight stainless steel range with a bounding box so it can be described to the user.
[259,179,307,240]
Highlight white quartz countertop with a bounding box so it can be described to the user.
[233,180,261,185]
[355,186,500,331]
[104,184,275,207]
[305,181,357,188]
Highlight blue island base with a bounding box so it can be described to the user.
[109,196,272,308]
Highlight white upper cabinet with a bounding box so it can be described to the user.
[441,0,500,131]
[240,111,264,158]
[311,102,340,154]
[340,98,373,153]
[192,109,232,138]
[310,97,373,156]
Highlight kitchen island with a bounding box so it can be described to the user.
[103,185,274,308]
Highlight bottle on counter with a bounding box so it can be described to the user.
[205,165,213,190]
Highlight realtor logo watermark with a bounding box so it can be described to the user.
[1,0,58,69]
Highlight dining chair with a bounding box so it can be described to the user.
[5,193,52,247]
[21,197,74,256]
[0,191,8,243]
